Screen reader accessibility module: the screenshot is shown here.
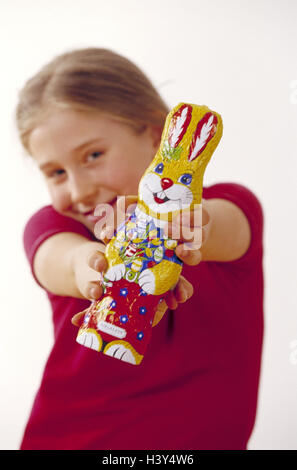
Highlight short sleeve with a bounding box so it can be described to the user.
[23,205,95,287]
[202,183,264,265]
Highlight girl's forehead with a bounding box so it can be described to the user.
[29,114,87,160]
[37,107,110,131]
[32,106,136,140]
[28,106,142,163]
[29,108,113,154]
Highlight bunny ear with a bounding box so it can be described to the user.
[188,112,218,162]
[168,104,192,148]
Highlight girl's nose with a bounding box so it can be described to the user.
[161,178,173,190]
[69,174,97,206]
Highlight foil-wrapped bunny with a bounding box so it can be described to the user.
[76,103,223,365]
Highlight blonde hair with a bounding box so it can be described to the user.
[15,48,169,153]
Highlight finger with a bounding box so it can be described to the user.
[179,206,206,227]
[88,250,108,271]
[163,289,179,310]
[165,222,201,244]
[152,276,194,327]
[165,206,210,243]
[71,310,88,327]
[175,245,202,266]
[173,275,194,302]
[152,300,168,327]
[85,281,104,300]
[98,226,116,244]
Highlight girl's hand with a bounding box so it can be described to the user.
[94,195,204,325]
[165,199,211,266]
[153,274,194,326]
[71,270,194,328]
[72,196,197,328]
[72,241,107,301]
[70,245,106,328]
[152,201,211,326]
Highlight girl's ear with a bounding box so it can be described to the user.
[147,125,162,151]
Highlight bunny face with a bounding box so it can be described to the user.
[139,159,194,215]
[138,103,223,221]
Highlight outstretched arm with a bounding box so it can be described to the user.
[33,232,107,299]
[199,198,251,262]
[168,197,251,264]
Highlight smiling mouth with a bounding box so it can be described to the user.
[143,183,171,205]
[153,191,170,204]
[83,198,118,219]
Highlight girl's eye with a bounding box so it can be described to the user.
[178,173,192,185]
[86,151,103,162]
[154,163,164,174]
[49,169,65,179]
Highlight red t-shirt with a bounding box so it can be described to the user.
[20,183,264,450]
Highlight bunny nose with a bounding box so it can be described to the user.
[161,178,173,190]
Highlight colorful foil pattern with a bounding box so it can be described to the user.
[76,103,223,365]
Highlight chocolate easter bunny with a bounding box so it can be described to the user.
[76,103,223,365]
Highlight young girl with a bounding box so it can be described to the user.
[16,48,264,450]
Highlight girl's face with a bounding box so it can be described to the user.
[29,107,160,233]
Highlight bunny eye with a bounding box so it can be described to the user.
[178,173,192,186]
[154,163,164,174]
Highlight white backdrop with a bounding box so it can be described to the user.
[0,0,296,450]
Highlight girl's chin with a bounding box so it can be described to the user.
[84,213,103,224]
[60,198,119,233]
[60,211,96,233]
[83,217,100,235]
[80,215,100,233]
[78,212,113,236]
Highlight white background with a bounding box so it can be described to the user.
[0,0,296,450]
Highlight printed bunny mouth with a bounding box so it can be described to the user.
[140,180,190,214]
[153,191,170,204]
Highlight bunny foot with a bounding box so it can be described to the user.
[103,341,143,365]
[105,263,126,281]
[138,269,155,294]
[76,328,103,352]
